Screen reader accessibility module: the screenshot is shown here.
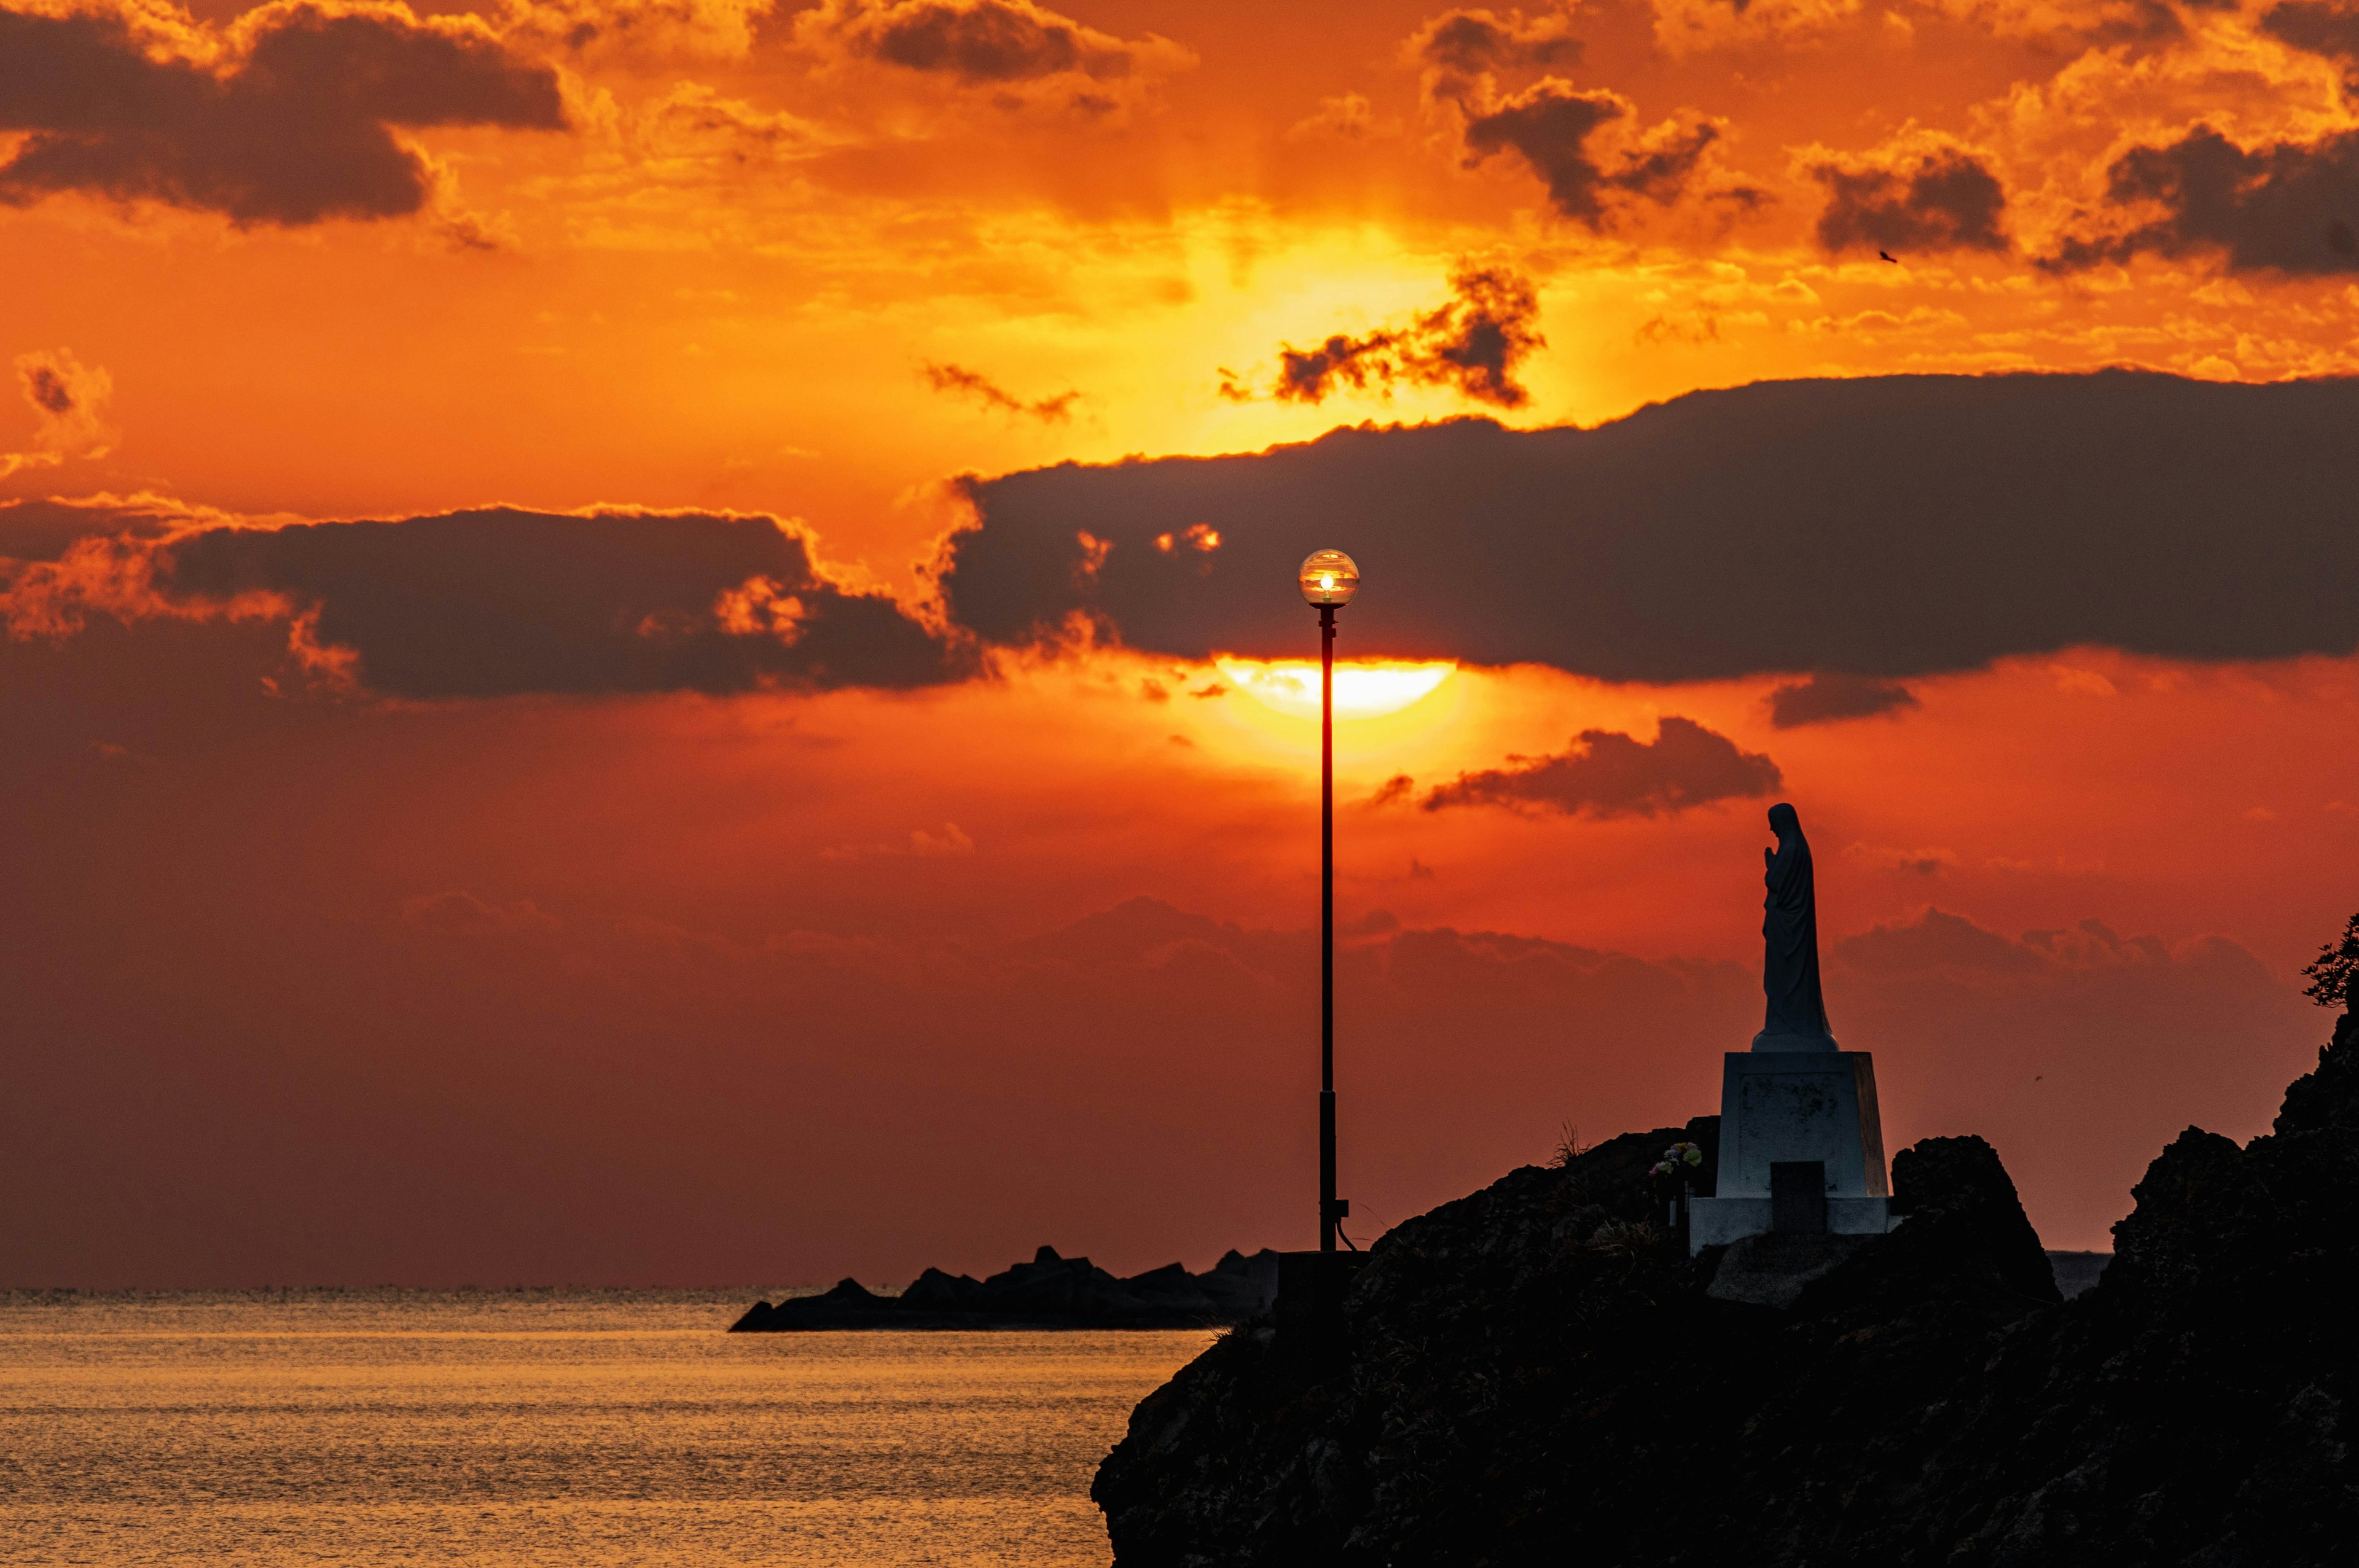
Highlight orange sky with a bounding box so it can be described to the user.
[7,0,2359,1284]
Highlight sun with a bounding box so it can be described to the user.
[1215,658,1457,720]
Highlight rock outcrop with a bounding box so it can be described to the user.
[1093,1015,2359,1566]
[731,1245,1280,1331]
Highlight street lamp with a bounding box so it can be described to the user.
[1298,548,1359,1255]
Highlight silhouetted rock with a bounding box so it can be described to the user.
[730,1244,1281,1332]
[1094,1018,2359,1565]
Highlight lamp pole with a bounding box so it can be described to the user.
[1297,548,1359,1256]
[1320,599,1337,1254]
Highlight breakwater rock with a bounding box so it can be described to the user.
[731,1245,1280,1331]
[1093,1015,2359,1566]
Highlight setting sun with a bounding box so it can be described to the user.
[1215,659,1457,720]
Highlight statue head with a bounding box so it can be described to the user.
[1767,801,1801,840]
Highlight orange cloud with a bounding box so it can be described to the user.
[503,0,779,63]
[1,349,114,477]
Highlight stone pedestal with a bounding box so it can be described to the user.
[1276,1250,1367,1356]
[1689,1050,1898,1255]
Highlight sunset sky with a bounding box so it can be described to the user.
[8,0,2359,1286]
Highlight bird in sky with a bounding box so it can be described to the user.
[1879,251,1900,263]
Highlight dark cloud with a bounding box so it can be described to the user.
[1,505,963,698]
[24,362,72,415]
[1837,907,2049,979]
[1406,6,1581,80]
[796,0,1154,83]
[0,497,182,568]
[1809,141,2009,255]
[1422,716,1780,819]
[1258,265,1544,409]
[1834,907,2259,989]
[399,889,559,936]
[1460,82,1725,228]
[2262,1,2359,69]
[1767,672,1919,728]
[163,508,961,697]
[1399,10,1735,230]
[938,370,2359,683]
[923,361,1079,421]
[2050,124,2359,275]
[0,2,566,227]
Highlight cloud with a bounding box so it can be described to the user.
[937,370,2359,683]
[1845,843,1958,876]
[1646,0,1861,54]
[923,362,1079,421]
[502,0,778,61]
[2263,0,2359,70]
[1287,92,1382,141]
[1,349,114,477]
[1835,906,2260,988]
[791,0,1191,114]
[0,0,567,228]
[1903,0,2182,44]
[1837,906,2065,978]
[2,502,964,697]
[1460,81,1737,229]
[2049,124,2359,276]
[1401,10,1743,228]
[629,81,824,165]
[1422,716,1781,818]
[1404,7,1581,98]
[821,821,977,860]
[1805,135,2009,255]
[1767,672,1919,728]
[399,889,561,935]
[0,497,165,565]
[1242,264,1545,410]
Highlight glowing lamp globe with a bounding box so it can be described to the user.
[1298,549,1360,607]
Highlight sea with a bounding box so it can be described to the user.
[0,1289,1212,1567]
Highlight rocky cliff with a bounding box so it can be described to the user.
[1093,1015,2359,1566]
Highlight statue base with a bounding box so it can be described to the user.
[1690,1049,1898,1257]
[1691,1195,1896,1252]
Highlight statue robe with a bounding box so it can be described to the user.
[1759,802,1836,1048]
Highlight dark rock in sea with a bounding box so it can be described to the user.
[730,1245,1280,1331]
[1093,1016,2359,1566]
[2043,1249,2109,1299]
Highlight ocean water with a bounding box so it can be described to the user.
[0,1290,1210,1567]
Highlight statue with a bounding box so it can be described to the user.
[1689,798,1893,1255]
[1756,802,1836,1050]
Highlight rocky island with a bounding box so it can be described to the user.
[1089,1011,2359,1566]
[732,1244,1280,1330]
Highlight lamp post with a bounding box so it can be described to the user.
[1297,548,1359,1255]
